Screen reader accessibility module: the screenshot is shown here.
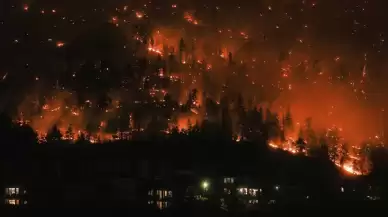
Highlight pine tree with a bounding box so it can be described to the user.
[46,125,63,143]
[284,106,294,133]
[228,52,233,65]
[298,128,304,140]
[305,118,317,146]
[186,89,198,109]
[236,93,246,139]
[296,135,306,153]
[179,38,185,51]
[150,37,154,47]
[318,135,329,160]
[327,127,340,162]
[179,38,185,63]
[340,144,349,166]
[65,124,75,142]
[187,119,193,130]
[266,109,281,141]
[76,132,89,144]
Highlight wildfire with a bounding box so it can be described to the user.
[184,12,199,25]
[56,41,65,48]
[147,46,163,56]
[336,162,362,175]
[111,16,118,24]
[268,139,300,155]
[135,11,144,19]
[240,32,249,39]
[268,138,364,176]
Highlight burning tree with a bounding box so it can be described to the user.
[326,127,341,162]
[339,144,349,167]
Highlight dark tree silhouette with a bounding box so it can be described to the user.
[76,132,89,145]
[296,130,307,153]
[228,52,233,65]
[14,124,38,146]
[327,127,341,162]
[266,109,281,141]
[186,89,198,110]
[65,124,75,141]
[304,118,317,146]
[236,93,246,139]
[179,38,186,63]
[284,106,294,133]
[46,125,63,143]
[339,144,349,167]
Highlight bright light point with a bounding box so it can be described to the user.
[111,16,118,24]
[202,181,209,190]
[56,42,65,48]
[136,12,144,19]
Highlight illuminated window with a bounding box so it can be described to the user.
[148,200,154,204]
[156,201,169,209]
[157,190,163,199]
[224,177,235,184]
[238,188,248,195]
[157,201,163,209]
[5,199,20,205]
[148,190,153,196]
[155,189,172,199]
[249,200,258,204]
[5,188,19,196]
[249,189,258,196]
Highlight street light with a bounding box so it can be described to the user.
[202,180,209,191]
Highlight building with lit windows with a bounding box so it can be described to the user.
[4,186,27,206]
[236,186,260,206]
[147,188,173,209]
